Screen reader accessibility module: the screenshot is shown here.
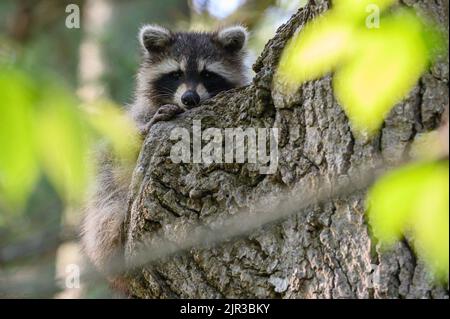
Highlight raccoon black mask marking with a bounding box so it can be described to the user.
[132,25,250,124]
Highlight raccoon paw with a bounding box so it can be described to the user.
[140,104,184,136]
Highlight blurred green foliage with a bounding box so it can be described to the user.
[368,161,449,281]
[0,63,137,210]
[277,0,445,137]
[333,9,440,136]
[0,67,38,210]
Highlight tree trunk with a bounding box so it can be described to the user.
[124,0,449,299]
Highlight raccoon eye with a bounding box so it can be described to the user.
[201,70,216,79]
[169,71,183,80]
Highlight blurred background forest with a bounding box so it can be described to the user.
[0,0,308,298]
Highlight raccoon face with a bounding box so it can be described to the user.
[137,25,250,109]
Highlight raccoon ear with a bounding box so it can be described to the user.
[216,26,249,53]
[139,25,172,53]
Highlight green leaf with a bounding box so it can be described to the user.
[334,10,430,136]
[277,12,355,86]
[276,0,399,88]
[412,163,449,281]
[368,163,426,244]
[0,67,39,209]
[35,85,92,203]
[368,161,449,280]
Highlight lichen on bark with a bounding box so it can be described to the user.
[124,0,449,298]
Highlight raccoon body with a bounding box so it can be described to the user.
[81,25,251,279]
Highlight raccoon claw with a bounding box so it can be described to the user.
[140,104,184,136]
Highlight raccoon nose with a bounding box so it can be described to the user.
[181,90,200,108]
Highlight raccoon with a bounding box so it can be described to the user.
[81,25,251,281]
[133,24,251,134]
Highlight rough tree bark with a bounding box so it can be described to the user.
[123,0,449,298]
